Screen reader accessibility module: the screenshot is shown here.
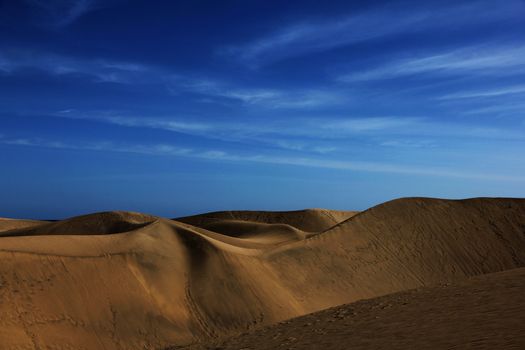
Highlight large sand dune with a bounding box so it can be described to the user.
[0,198,524,349]
[189,267,525,350]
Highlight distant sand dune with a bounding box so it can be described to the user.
[176,208,358,232]
[0,211,156,237]
[0,198,524,349]
[0,218,47,232]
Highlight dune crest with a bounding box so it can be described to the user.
[0,198,524,349]
[176,208,358,232]
[0,218,47,232]
[0,211,156,237]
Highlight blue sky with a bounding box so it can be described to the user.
[1,0,524,219]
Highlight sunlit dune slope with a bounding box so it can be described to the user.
[0,218,48,232]
[0,211,156,237]
[0,198,524,349]
[186,267,525,350]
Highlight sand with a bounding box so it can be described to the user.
[188,267,525,350]
[0,218,47,232]
[0,197,524,349]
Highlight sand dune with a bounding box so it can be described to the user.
[176,208,358,232]
[0,211,156,237]
[0,218,47,232]
[189,267,525,350]
[0,198,524,349]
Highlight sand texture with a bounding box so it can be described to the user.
[187,268,525,350]
[0,198,524,349]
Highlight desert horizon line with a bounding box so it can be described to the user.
[3,195,524,221]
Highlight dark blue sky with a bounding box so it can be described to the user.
[1,0,524,219]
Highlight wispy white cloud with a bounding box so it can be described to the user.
[463,103,525,116]
[0,135,193,156]
[221,154,525,182]
[222,1,524,66]
[379,140,438,149]
[439,85,525,100]
[0,56,12,73]
[55,112,420,139]
[0,49,344,109]
[90,115,213,133]
[320,117,420,133]
[0,51,151,83]
[2,134,524,182]
[55,111,525,144]
[317,117,525,141]
[26,0,99,27]
[55,111,340,153]
[171,78,345,109]
[339,45,525,82]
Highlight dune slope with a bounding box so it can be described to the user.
[0,218,47,232]
[187,267,525,350]
[0,198,524,349]
[0,211,156,237]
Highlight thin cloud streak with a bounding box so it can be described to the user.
[439,85,525,100]
[172,78,345,109]
[339,45,525,82]
[55,112,342,153]
[463,103,525,116]
[0,136,193,156]
[0,49,344,109]
[56,112,525,142]
[24,0,96,27]
[223,1,524,66]
[0,51,151,83]
[1,135,523,182]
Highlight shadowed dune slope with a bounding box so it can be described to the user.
[185,267,525,350]
[0,198,524,349]
[195,220,310,243]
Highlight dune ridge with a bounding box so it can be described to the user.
[0,218,47,232]
[0,211,156,237]
[176,208,358,232]
[0,197,524,349]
